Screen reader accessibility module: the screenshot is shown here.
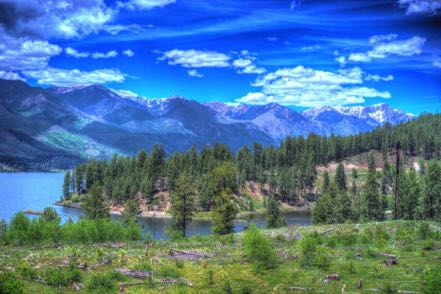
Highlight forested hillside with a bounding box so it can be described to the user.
[63,114,441,220]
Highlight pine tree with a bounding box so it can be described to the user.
[212,191,237,235]
[421,160,441,220]
[122,199,140,224]
[381,155,392,195]
[400,169,420,220]
[169,172,196,237]
[335,163,347,192]
[322,171,330,194]
[83,184,110,220]
[63,171,71,200]
[351,168,358,197]
[362,153,382,220]
[313,183,337,224]
[335,189,352,223]
[265,195,285,228]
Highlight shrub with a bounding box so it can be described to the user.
[87,272,116,293]
[133,261,152,272]
[421,266,441,294]
[16,261,39,280]
[206,270,214,285]
[43,265,81,287]
[243,224,277,272]
[417,223,432,240]
[222,280,233,294]
[159,265,181,278]
[314,248,331,269]
[175,258,185,269]
[240,286,253,294]
[298,234,319,267]
[0,272,24,294]
[421,240,435,251]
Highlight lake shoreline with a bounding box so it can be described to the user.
[53,200,312,220]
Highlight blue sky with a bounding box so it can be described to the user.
[0,0,440,114]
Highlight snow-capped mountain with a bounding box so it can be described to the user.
[0,79,416,169]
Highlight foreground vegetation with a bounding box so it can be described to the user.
[1,221,441,293]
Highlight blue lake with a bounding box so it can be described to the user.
[0,172,311,240]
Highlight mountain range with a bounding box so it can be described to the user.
[0,79,415,170]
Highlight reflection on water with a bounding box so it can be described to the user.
[0,172,311,240]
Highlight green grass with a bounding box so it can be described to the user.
[1,221,440,293]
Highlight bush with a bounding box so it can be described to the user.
[298,234,319,267]
[314,248,331,269]
[417,223,432,240]
[0,272,24,294]
[86,272,117,293]
[243,224,277,272]
[43,265,82,287]
[16,261,39,280]
[222,280,233,294]
[159,265,181,278]
[421,266,441,294]
[133,261,152,272]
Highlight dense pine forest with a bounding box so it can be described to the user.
[58,114,441,232]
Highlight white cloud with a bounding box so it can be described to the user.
[267,37,278,42]
[123,49,135,57]
[187,69,203,78]
[233,57,266,74]
[369,34,398,44]
[301,45,320,51]
[0,71,26,81]
[365,74,394,82]
[236,66,391,107]
[92,50,118,59]
[104,24,147,35]
[398,0,441,15]
[335,56,347,66]
[237,65,266,75]
[160,49,230,68]
[65,47,90,58]
[434,60,441,68]
[111,88,139,98]
[344,35,425,63]
[118,0,176,10]
[22,67,125,86]
[0,35,62,71]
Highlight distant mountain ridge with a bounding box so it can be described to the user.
[0,79,415,170]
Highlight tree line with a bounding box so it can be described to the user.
[313,154,441,224]
[61,114,441,236]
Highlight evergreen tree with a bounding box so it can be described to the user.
[313,183,337,224]
[169,172,196,237]
[41,207,60,223]
[335,163,347,192]
[335,189,352,223]
[122,199,140,224]
[265,195,285,228]
[362,153,382,220]
[322,171,330,194]
[351,168,358,197]
[400,169,420,220]
[381,155,392,195]
[83,184,110,220]
[212,191,237,235]
[63,171,71,200]
[421,160,441,220]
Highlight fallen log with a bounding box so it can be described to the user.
[169,249,211,260]
[157,278,193,287]
[323,273,340,283]
[116,268,152,279]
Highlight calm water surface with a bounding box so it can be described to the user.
[0,172,311,240]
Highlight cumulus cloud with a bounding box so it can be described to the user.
[365,74,394,82]
[335,56,347,66]
[92,50,118,59]
[118,0,176,10]
[398,0,441,15]
[123,49,135,57]
[159,49,266,75]
[0,71,26,81]
[344,35,425,63]
[187,69,203,78]
[159,49,230,68]
[65,47,89,58]
[0,0,115,39]
[22,67,125,86]
[434,59,441,68]
[236,66,391,107]
[0,34,62,71]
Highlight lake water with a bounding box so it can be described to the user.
[0,172,311,240]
